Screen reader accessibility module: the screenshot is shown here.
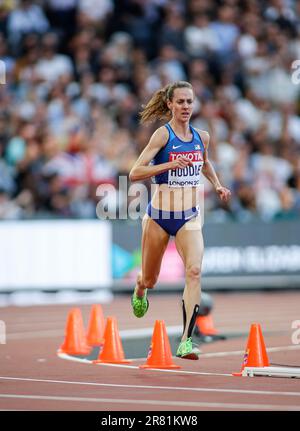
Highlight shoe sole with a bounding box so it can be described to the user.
[132,298,149,318]
[176,352,200,360]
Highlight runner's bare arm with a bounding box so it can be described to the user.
[129,127,192,182]
[198,130,231,202]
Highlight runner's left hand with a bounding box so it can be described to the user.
[216,186,231,202]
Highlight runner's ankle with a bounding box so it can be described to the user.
[135,287,147,298]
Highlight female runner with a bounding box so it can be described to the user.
[129,81,231,359]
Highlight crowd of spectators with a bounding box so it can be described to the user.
[0,0,300,222]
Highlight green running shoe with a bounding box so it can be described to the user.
[176,337,201,360]
[131,289,149,318]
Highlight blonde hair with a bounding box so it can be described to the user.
[140,81,193,124]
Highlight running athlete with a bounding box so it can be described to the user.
[129,81,230,359]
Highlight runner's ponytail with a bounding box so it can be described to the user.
[140,81,193,124]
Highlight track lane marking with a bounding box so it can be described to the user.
[200,344,300,358]
[57,354,232,377]
[0,376,299,397]
[0,394,299,410]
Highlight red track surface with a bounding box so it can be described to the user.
[0,291,300,411]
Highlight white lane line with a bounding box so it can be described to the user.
[0,409,28,411]
[0,394,299,411]
[58,353,232,377]
[120,326,182,338]
[8,330,63,340]
[58,353,92,364]
[200,345,300,358]
[6,326,180,340]
[0,376,299,398]
[95,362,232,377]
[58,344,300,370]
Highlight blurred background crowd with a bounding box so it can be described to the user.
[0,0,300,222]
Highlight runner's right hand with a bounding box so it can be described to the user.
[170,157,193,169]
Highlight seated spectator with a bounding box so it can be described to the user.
[7,0,49,54]
[78,0,113,25]
[232,181,258,222]
[273,186,299,220]
[160,9,186,52]
[151,44,187,83]
[44,0,78,45]
[34,32,74,83]
[0,188,23,219]
[209,5,240,63]
[0,1,17,36]
[0,33,15,83]
[184,13,219,58]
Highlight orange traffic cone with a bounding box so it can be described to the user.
[58,308,91,355]
[196,314,218,335]
[140,320,181,369]
[233,323,269,376]
[86,304,105,346]
[93,316,131,364]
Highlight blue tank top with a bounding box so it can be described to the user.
[152,123,205,187]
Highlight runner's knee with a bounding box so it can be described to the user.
[186,265,201,281]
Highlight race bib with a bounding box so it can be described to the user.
[168,151,204,187]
